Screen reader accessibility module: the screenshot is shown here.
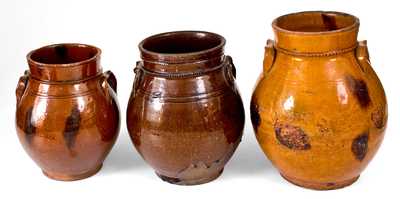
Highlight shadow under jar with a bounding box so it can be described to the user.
[127,31,245,185]
[251,11,387,190]
[15,44,120,181]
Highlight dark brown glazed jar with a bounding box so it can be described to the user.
[15,44,120,181]
[127,31,245,185]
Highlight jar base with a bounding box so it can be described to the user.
[156,169,223,185]
[42,164,103,181]
[280,173,360,190]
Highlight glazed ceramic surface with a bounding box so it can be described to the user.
[251,11,387,190]
[127,31,245,185]
[15,44,120,181]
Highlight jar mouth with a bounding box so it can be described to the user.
[139,31,225,63]
[27,43,101,67]
[272,11,359,35]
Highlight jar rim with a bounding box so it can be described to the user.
[27,43,101,68]
[272,11,360,35]
[139,31,226,63]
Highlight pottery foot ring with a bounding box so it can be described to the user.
[280,173,360,190]
[42,164,103,181]
[156,168,223,185]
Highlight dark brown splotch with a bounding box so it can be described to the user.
[63,105,81,150]
[24,107,36,144]
[345,75,371,108]
[371,107,385,129]
[351,132,369,161]
[321,13,337,31]
[274,122,311,150]
[250,100,261,132]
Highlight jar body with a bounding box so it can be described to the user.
[15,44,120,180]
[251,41,387,189]
[127,56,245,185]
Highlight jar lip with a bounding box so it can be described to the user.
[139,30,226,62]
[27,43,101,68]
[272,11,360,35]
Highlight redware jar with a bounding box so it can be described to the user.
[251,11,387,190]
[127,31,245,185]
[15,44,120,181]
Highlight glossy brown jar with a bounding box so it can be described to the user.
[251,11,387,190]
[127,31,245,185]
[15,44,120,181]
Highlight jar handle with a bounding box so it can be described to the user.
[132,61,144,97]
[16,70,29,106]
[263,39,276,75]
[101,70,117,102]
[356,40,371,73]
[226,55,236,78]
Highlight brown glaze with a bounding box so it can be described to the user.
[127,31,245,185]
[15,44,120,181]
[251,11,387,190]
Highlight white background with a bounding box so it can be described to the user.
[0,0,398,198]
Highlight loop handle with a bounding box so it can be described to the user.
[263,39,276,75]
[101,70,117,101]
[355,40,370,73]
[16,70,29,106]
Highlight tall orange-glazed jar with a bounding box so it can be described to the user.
[251,11,387,190]
[15,44,120,181]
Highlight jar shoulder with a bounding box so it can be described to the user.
[16,85,119,129]
[254,53,386,109]
[134,67,237,98]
